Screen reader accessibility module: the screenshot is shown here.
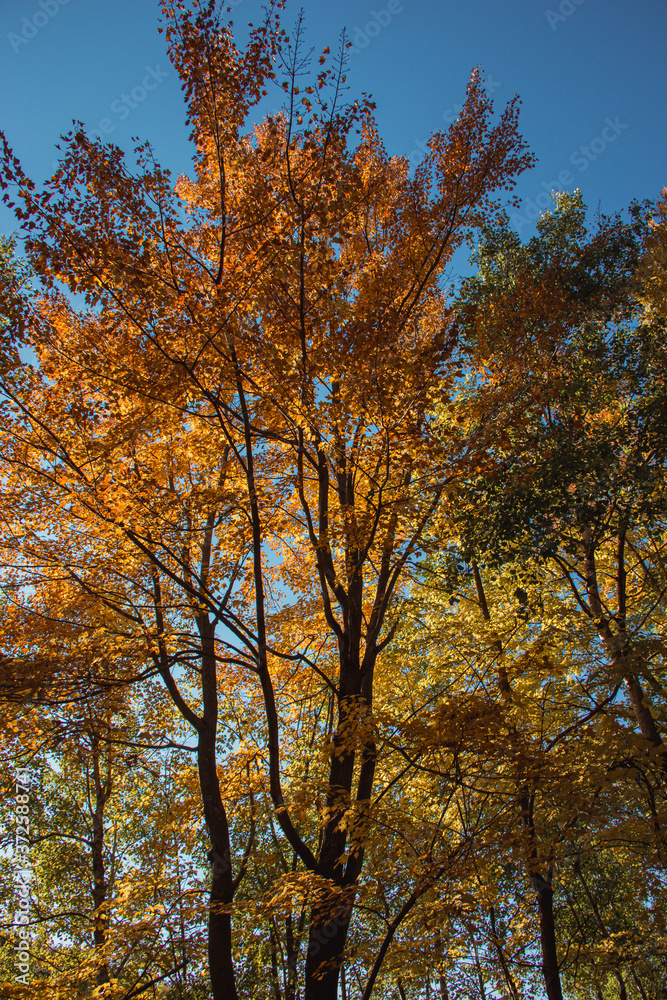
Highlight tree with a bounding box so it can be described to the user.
[0,683,207,999]
[0,1,534,997]
[442,191,667,999]
[451,191,667,780]
[383,503,667,999]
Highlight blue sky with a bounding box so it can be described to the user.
[1,0,665,261]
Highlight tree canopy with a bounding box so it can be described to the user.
[0,3,665,999]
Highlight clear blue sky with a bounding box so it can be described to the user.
[1,0,665,257]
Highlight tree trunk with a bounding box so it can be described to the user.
[269,922,282,1000]
[489,905,520,1000]
[531,870,563,1000]
[623,672,667,778]
[475,566,564,1000]
[198,723,238,1000]
[151,576,241,999]
[305,907,353,1000]
[519,789,564,1000]
[284,911,301,1000]
[304,641,376,999]
[90,734,111,987]
[193,615,239,1000]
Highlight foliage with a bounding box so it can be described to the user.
[0,2,665,1000]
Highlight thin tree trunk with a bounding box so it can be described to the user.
[90,733,111,987]
[284,910,301,1000]
[150,569,241,1000]
[531,869,563,1000]
[475,565,563,1000]
[489,905,520,1000]
[629,964,649,1000]
[269,921,282,1000]
[198,723,238,1000]
[472,559,512,697]
[198,621,238,1000]
[470,932,487,1000]
[518,791,563,1000]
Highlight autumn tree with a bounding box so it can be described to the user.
[0,679,211,999]
[385,541,667,1000]
[441,191,667,998]
[452,190,667,774]
[0,2,536,997]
